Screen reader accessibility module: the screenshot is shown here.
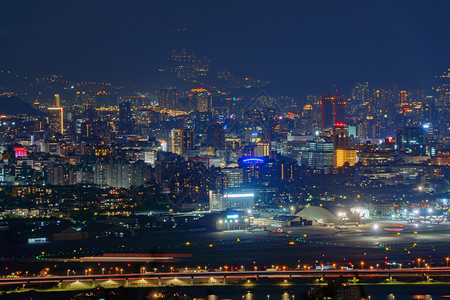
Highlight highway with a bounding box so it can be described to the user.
[1,268,449,288]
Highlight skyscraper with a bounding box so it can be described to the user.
[169,128,194,155]
[48,107,64,135]
[118,101,134,134]
[321,94,334,130]
[48,94,63,135]
[396,127,426,155]
[321,93,346,130]
[190,88,212,112]
[158,87,178,110]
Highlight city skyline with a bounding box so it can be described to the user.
[0,2,449,299]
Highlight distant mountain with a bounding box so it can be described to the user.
[0,96,43,116]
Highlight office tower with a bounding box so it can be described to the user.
[206,124,225,149]
[334,96,346,125]
[333,126,350,149]
[321,94,334,129]
[118,101,134,134]
[169,128,194,155]
[48,94,64,135]
[48,108,64,135]
[321,93,346,130]
[335,149,357,168]
[299,141,335,173]
[351,82,370,105]
[190,88,212,112]
[255,142,270,157]
[221,168,244,190]
[396,127,426,155]
[400,90,408,106]
[158,87,178,110]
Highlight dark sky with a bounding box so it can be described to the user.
[1,0,450,96]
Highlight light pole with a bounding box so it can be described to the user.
[102,268,105,275]
[67,269,70,276]
[446,257,449,267]
[120,269,123,275]
[417,258,421,268]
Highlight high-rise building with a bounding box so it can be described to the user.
[48,94,63,135]
[48,108,64,135]
[158,87,178,110]
[189,88,212,112]
[221,168,244,189]
[321,94,334,130]
[118,101,134,134]
[351,82,370,105]
[335,149,357,168]
[396,127,426,155]
[334,96,346,125]
[321,93,346,130]
[400,90,408,106]
[93,161,151,189]
[255,142,270,157]
[169,128,194,155]
[333,126,350,149]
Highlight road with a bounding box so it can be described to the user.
[1,268,449,287]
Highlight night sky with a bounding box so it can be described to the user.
[1,0,450,96]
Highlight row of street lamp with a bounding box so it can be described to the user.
[64,257,449,277]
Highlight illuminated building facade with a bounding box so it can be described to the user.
[255,142,270,157]
[48,107,64,135]
[209,191,254,212]
[396,127,426,155]
[169,128,194,155]
[189,88,212,112]
[335,149,357,168]
[158,87,178,110]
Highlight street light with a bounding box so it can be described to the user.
[102,268,105,275]
[446,257,449,267]
[417,258,421,268]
